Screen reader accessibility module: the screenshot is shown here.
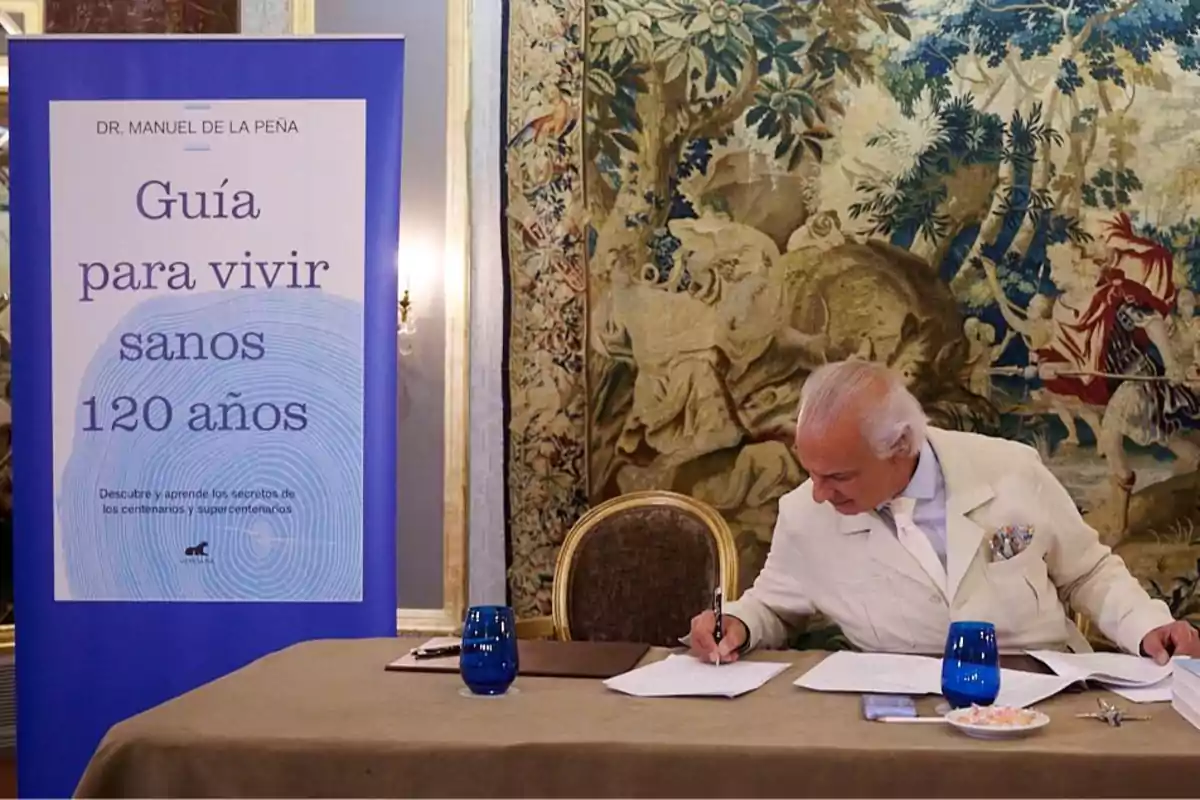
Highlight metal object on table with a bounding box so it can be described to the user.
[1075,697,1152,727]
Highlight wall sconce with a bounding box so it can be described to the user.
[397,286,416,356]
[396,248,419,357]
[396,239,437,357]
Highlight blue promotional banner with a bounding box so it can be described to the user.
[10,37,403,796]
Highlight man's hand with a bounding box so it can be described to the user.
[1037,362,1064,380]
[688,610,748,664]
[1140,620,1200,664]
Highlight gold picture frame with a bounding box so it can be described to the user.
[0,0,44,91]
[291,1,472,634]
[288,0,314,37]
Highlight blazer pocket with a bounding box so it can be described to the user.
[982,549,1052,634]
[983,545,1044,578]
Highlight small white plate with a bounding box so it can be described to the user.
[944,705,1050,739]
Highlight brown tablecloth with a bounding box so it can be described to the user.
[76,638,1200,798]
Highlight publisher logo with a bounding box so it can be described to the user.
[184,541,210,559]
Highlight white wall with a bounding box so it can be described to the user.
[240,0,509,609]
[467,0,507,606]
[313,0,448,609]
[239,0,290,34]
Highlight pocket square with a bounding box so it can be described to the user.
[990,525,1034,562]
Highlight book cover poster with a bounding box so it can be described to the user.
[50,99,366,601]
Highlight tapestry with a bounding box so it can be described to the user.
[503,0,1200,635]
[44,0,240,33]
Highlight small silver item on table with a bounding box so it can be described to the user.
[1075,697,1152,727]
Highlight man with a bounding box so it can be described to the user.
[689,360,1200,664]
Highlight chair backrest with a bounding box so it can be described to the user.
[550,490,738,646]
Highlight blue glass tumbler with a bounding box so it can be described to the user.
[941,620,1000,708]
[460,605,519,696]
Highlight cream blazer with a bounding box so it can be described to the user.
[724,428,1173,655]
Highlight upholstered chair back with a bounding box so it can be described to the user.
[549,491,739,646]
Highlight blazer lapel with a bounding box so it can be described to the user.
[945,493,991,602]
[838,511,945,596]
[927,429,994,602]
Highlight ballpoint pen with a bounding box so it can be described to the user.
[712,586,723,666]
[411,643,461,660]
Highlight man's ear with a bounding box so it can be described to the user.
[887,428,912,462]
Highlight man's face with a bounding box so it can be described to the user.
[795,411,911,515]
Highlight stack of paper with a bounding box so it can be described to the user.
[1026,651,1175,703]
[1171,659,1200,730]
[793,651,1180,708]
[603,654,790,698]
[793,652,1079,708]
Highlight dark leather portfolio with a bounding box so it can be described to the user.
[386,639,650,679]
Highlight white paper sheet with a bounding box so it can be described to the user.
[1172,696,1200,731]
[792,652,1077,708]
[994,670,1080,709]
[1172,667,1200,731]
[792,652,941,695]
[1026,650,1173,688]
[603,654,790,698]
[1109,678,1173,704]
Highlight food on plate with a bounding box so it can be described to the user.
[950,705,1042,728]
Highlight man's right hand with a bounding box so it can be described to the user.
[688,609,748,664]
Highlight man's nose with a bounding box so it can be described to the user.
[811,477,831,504]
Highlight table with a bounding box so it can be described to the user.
[76,638,1200,798]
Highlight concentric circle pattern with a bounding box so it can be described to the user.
[58,290,364,601]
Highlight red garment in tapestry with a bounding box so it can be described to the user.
[1104,213,1176,306]
[1036,267,1172,406]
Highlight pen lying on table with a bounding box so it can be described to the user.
[411,644,461,660]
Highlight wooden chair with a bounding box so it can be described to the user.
[1074,611,1092,640]
[516,490,739,646]
[1074,610,1128,651]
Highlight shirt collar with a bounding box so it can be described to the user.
[900,440,941,502]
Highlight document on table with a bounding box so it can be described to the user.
[1108,680,1173,704]
[1026,650,1176,703]
[793,652,941,695]
[603,654,790,698]
[793,652,1078,708]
